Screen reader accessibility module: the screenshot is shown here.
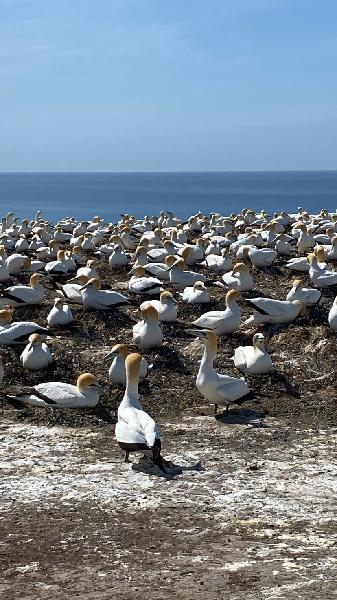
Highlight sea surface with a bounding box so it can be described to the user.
[0,171,336,223]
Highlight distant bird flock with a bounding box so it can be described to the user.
[1,207,336,476]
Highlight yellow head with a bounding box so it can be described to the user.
[28,333,43,345]
[76,373,100,392]
[141,304,159,320]
[125,352,142,379]
[226,289,240,303]
[0,308,12,325]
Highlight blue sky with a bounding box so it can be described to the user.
[0,0,336,171]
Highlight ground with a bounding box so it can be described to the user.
[1,244,337,599]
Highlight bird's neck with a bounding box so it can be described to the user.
[125,376,139,400]
[201,343,216,369]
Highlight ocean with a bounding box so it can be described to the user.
[0,171,336,223]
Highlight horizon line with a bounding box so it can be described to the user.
[0,169,337,175]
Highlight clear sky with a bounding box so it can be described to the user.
[1,0,336,172]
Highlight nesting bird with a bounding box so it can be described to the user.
[20,334,53,370]
[9,373,102,408]
[232,334,273,374]
[133,304,163,349]
[47,298,74,327]
[104,343,151,384]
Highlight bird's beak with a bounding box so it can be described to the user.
[186,328,206,337]
[92,383,104,392]
[80,282,90,290]
[103,350,116,361]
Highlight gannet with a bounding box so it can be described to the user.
[241,246,277,267]
[104,343,151,384]
[47,298,74,327]
[20,334,54,370]
[140,291,177,322]
[232,333,273,374]
[56,274,88,303]
[5,253,30,275]
[115,353,166,473]
[286,278,321,305]
[328,297,337,330]
[10,373,102,408]
[178,242,204,265]
[169,258,207,290]
[45,250,70,275]
[296,223,315,254]
[0,274,49,306]
[222,263,253,291]
[180,281,210,304]
[128,266,163,295]
[202,248,233,273]
[133,304,163,349]
[205,239,221,256]
[147,240,176,262]
[0,308,50,344]
[80,278,130,309]
[77,259,100,280]
[191,329,255,414]
[15,235,29,252]
[244,297,306,325]
[308,253,337,287]
[191,290,241,335]
[275,234,293,256]
[108,245,129,267]
[81,233,95,251]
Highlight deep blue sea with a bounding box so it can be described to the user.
[0,171,336,223]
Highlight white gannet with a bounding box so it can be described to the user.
[15,235,29,252]
[0,308,50,345]
[76,259,100,280]
[222,263,253,291]
[45,250,69,275]
[80,278,130,310]
[47,298,74,327]
[296,223,315,255]
[140,291,177,322]
[202,248,233,273]
[115,353,166,473]
[328,297,337,330]
[5,253,30,275]
[128,266,162,295]
[308,253,337,288]
[285,257,310,272]
[0,274,48,306]
[244,297,306,325]
[10,373,102,408]
[191,289,241,335]
[232,333,273,374]
[108,245,129,267]
[241,246,277,267]
[133,304,163,349]
[56,274,89,303]
[275,234,293,256]
[104,343,151,384]
[169,258,207,290]
[20,334,54,371]
[147,240,176,262]
[286,278,321,305]
[191,329,255,414]
[180,281,211,304]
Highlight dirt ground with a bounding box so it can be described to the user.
[1,237,337,599]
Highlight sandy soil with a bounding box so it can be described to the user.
[1,412,337,599]
[1,235,337,598]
